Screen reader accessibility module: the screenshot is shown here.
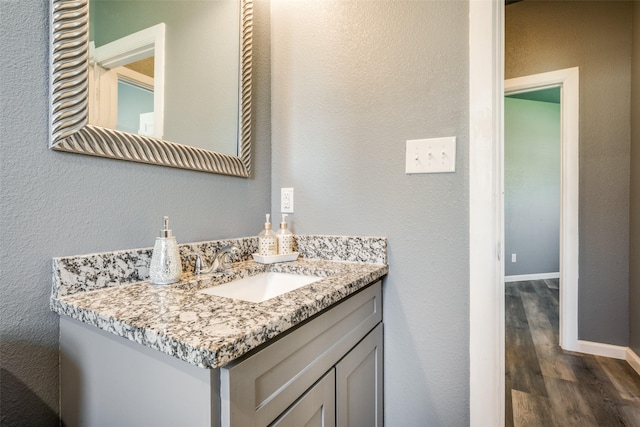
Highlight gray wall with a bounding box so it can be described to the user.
[0,0,271,424]
[504,97,560,277]
[91,0,240,155]
[630,1,640,355]
[506,1,631,345]
[270,1,470,424]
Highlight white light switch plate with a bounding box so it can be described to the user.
[405,137,456,174]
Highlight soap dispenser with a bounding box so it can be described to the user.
[258,214,278,256]
[276,214,294,255]
[149,216,182,285]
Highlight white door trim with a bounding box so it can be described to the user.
[505,68,580,352]
[91,23,166,140]
[470,3,581,424]
[469,1,504,425]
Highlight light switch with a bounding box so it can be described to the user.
[405,137,456,174]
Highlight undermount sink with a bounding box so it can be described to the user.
[199,272,322,303]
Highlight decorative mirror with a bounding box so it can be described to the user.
[50,0,253,177]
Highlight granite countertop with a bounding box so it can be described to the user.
[50,236,387,369]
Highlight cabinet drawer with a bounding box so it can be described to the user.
[221,281,382,427]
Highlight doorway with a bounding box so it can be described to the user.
[504,86,561,283]
[468,2,578,419]
[503,83,562,425]
[504,68,580,353]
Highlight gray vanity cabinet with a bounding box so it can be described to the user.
[59,281,383,427]
[221,281,383,427]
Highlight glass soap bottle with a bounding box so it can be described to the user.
[149,216,182,285]
[258,214,278,256]
[276,214,294,255]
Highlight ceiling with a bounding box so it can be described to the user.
[506,87,561,104]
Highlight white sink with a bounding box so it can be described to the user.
[199,272,321,303]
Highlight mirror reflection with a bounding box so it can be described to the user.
[88,0,241,156]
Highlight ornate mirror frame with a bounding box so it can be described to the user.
[50,0,253,177]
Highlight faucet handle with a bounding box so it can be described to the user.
[187,250,211,275]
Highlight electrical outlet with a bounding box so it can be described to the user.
[511,253,517,263]
[281,188,294,213]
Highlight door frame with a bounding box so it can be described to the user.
[504,68,580,353]
[469,3,580,425]
[469,1,505,424]
[469,0,505,426]
[90,23,166,140]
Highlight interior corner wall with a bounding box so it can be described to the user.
[504,97,560,277]
[506,1,631,346]
[0,0,271,424]
[270,1,469,424]
[630,1,640,355]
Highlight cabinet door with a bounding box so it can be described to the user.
[336,323,383,427]
[270,369,336,427]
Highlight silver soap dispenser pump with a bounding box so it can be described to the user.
[149,216,183,285]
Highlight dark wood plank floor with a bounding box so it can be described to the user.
[506,280,640,426]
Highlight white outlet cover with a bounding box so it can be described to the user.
[405,137,456,174]
[281,188,294,213]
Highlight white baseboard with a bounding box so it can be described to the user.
[567,342,640,378]
[573,340,627,360]
[504,272,560,282]
[626,348,640,376]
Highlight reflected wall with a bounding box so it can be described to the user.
[90,0,240,155]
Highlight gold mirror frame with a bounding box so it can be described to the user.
[50,0,253,177]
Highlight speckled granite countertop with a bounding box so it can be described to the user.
[51,236,387,369]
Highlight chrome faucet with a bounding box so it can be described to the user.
[188,245,238,275]
[211,245,238,272]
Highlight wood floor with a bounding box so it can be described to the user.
[506,279,640,426]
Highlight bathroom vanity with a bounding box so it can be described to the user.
[51,236,387,426]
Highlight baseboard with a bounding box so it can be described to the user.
[567,342,640,377]
[626,348,640,376]
[504,272,560,282]
[573,340,627,359]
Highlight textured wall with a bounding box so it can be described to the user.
[0,0,271,424]
[506,1,631,345]
[504,97,560,277]
[630,1,640,355]
[270,1,470,424]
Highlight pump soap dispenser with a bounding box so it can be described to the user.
[258,214,278,256]
[276,214,294,255]
[149,216,182,285]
